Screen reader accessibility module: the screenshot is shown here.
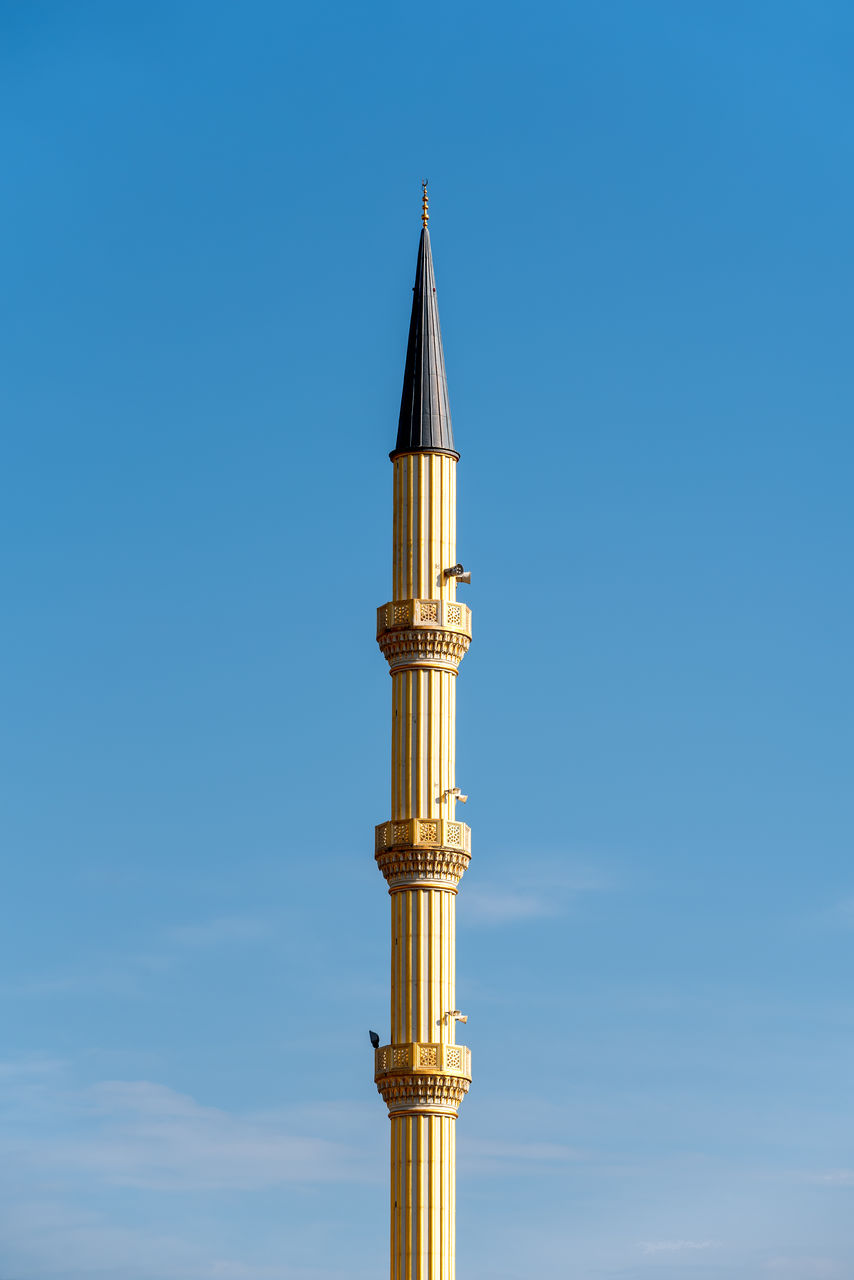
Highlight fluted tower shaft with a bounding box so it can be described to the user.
[374,206,471,1280]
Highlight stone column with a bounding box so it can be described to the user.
[375,450,472,1280]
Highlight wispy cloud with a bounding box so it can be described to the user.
[0,1061,381,1279]
[166,915,271,947]
[0,968,145,999]
[463,887,560,924]
[460,1136,583,1175]
[834,896,854,924]
[640,1240,716,1254]
[0,916,271,1001]
[811,895,854,933]
[0,1056,67,1082]
[60,1084,373,1190]
[764,1259,844,1277]
[0,1197,354,1280]
[802,1169,854,1186]
[463,863,613,926]
[0,1062,377,1193]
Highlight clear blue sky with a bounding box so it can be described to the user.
[2,3,852,1277]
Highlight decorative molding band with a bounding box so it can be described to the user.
[375,1042,472,1116]
[375,818,472,889]
[376,599,472,672]
[378,1074,471,1116]
[376,846,470,890]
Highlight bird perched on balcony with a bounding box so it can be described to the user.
[369,1030,380,1049]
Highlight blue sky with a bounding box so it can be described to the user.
[2,2,853,1277]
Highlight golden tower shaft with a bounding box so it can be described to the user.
[374,207,471,1280]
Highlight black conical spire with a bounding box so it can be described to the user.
[391,188,458,460]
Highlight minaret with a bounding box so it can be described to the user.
[374,185,473,1280]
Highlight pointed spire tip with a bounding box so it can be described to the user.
[391,189,457,461]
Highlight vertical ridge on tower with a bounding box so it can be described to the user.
[374,190,472,1280]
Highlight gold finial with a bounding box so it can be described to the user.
[421,180,429,228]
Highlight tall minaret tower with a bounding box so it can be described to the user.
[373,186,472,1280]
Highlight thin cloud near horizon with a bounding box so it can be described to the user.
[461,864,616,925]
